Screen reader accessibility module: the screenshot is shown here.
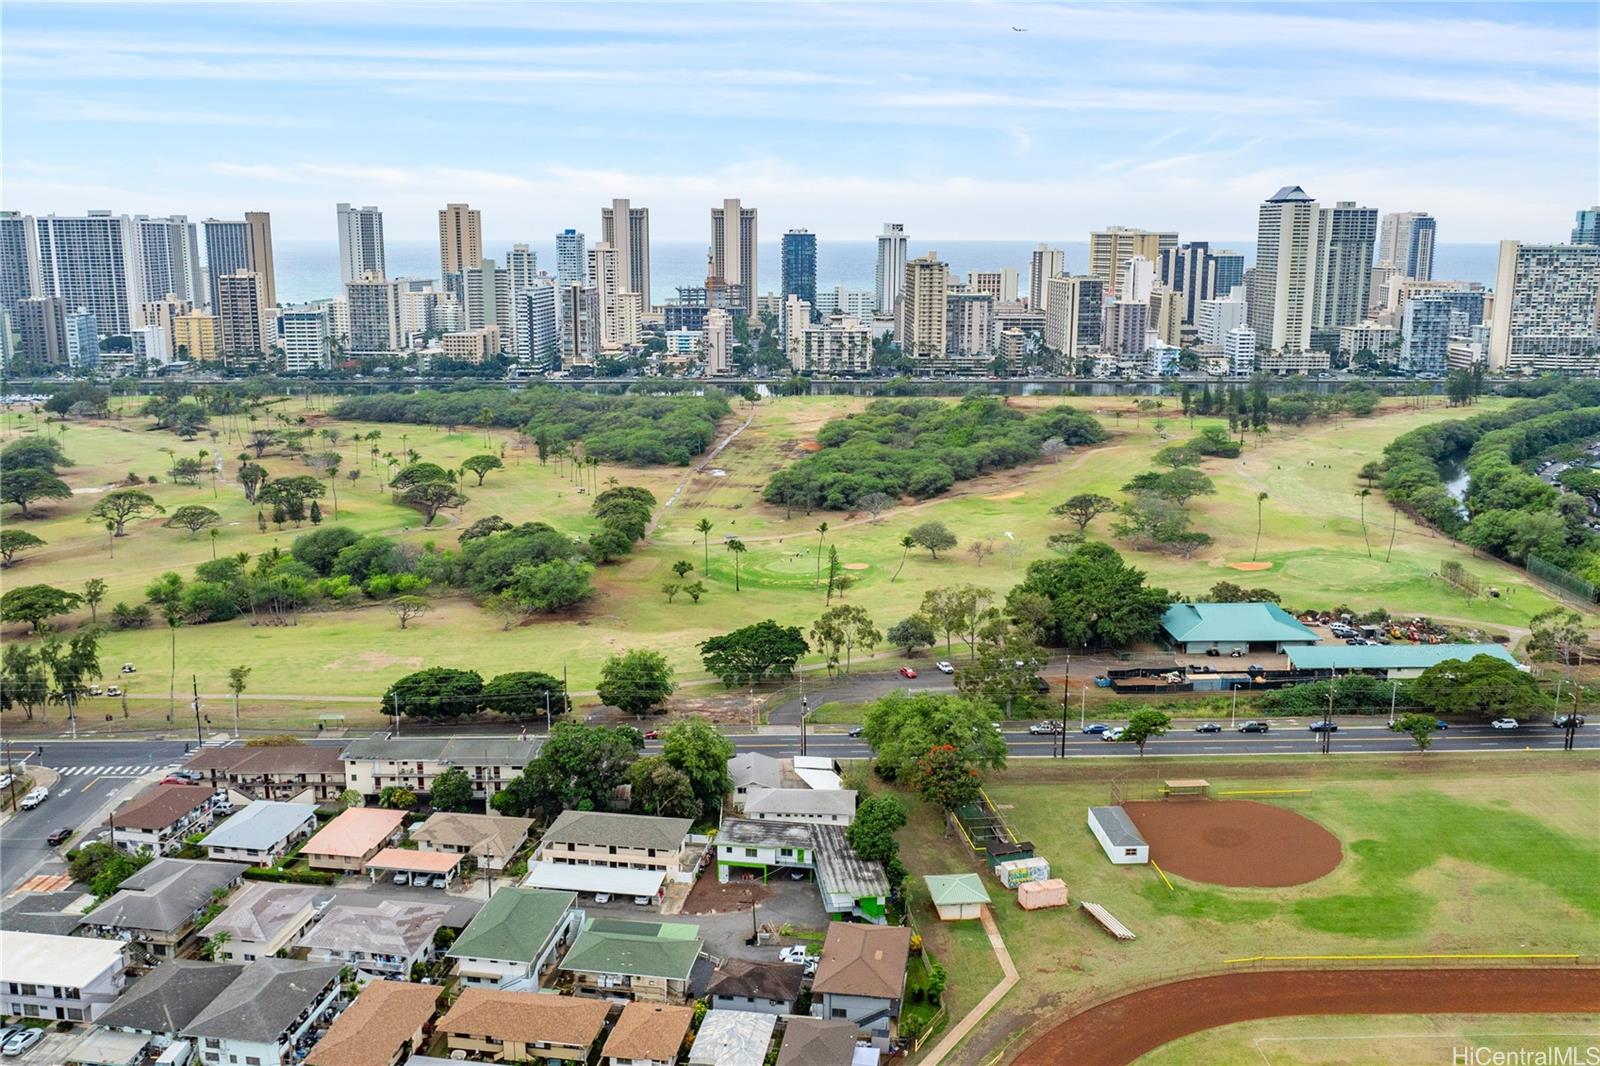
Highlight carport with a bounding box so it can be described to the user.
[521,860,665,902]
[364,847,462,887]
[65,1029,147,1066]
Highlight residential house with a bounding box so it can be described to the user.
[0,930,126,1022]
[411,812,532,872]
[183,959,343,1066]
[305,980,439,1066]
[112,785,220,855]
[95,961,243,1047]
[203,884,323,964]
[559,918,702,1004]
[298,899,451,978]
[727,754,842,812]
[810,922,911,1048]
[533,811,696,884]
[438,989,610,1063]
[687,1010,777,1066]
[77,859,245,963]
[339,737,539,801]
[302,807,406,873]
[775,1019,872,1066]
[601,1002,693,1066]
[742,789,856,825]
[200,802,318,865]
[183,746,346,803]
[714,819,889,924]
[446,887,580,989]
[706,958,803,1015]
[0,890,85,937]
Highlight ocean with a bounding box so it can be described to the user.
[271,238,1503,308]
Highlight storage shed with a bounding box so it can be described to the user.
[1018,879,1069,911]
[922,874,991,921]
[1087,806,1149,865]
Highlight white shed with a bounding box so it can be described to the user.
[1087,806,1149,865]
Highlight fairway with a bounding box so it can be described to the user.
[0,393,1580,726]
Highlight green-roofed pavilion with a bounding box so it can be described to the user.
[1161,601,1320,654]
[924,873,991,920]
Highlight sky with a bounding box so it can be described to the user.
[2,2,1595,244]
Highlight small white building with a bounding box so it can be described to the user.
[200,801,317,865]
[1088,806,1149,865]
[0,930,126,1022]
[922,874,991,921]
[203,883,322,964]
[743,788,856,825]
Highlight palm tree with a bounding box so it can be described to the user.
[893,535,915,582]
[726,538,747,591]
[696,518,714,571]
[1358,489,1372,557]
[814,522,830,585]
[1253,492,1269,562]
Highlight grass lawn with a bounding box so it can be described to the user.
[891,752,1600,1064]
[1136,1014,1600,1065]
[1,393,1583,730]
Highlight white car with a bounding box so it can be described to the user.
[935,661,954,674]
[3,1029,44,1057]
[1491,718,1519,730]
[392,872,409,886]
[779,946,811,965]
[19,787,48,810]
[593,893,611,904]
[1101,727,1125,742]
[632,895,653,906]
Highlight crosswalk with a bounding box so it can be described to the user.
[54,764,176,778]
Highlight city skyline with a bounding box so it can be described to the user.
[2,3,1594,244]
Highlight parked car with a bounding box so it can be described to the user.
[160,776,193,786]
[1194,722,1222,733]
[1204,648,1221,657]
[642,729,660,740]
[1031,676,1050,693]
[899,666,918,679]
[19,787,48,810]
[1028,721,1060,735]
[935,661,954,674]
[1081,723,1110,735]
[169,769,202,783]
[394,872,411,886]
[3,1029,45,1056]
[1553,713,1586,728]
[847,726,864,738]
[430,876,448,889]
[0,1030,21,1053]
[593,893,611,904]
[779,946,811,965]
[1309,721,1339,732]
[211,799,234,816]
[633,895,653,906]
[47,828,72,847]
[1491,718,1519,730]
[1238,721,1270,733]
[1101,727,1125,742]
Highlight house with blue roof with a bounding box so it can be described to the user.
[1160,602,1320,655]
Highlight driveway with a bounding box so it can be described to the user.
[678,877,828,962]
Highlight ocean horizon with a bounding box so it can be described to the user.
[271,238,1502,308]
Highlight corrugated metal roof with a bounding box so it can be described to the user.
[1161,602,1320,644]
[1286,643,1521,671]
[1089,806,1147,849]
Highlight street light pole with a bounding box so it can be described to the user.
[800,696,810,757]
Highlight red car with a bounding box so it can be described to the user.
[899,667,918,679]
[642,729,660,740]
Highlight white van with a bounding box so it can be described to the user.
[19,787,48,810]
[156,1040,193,1066]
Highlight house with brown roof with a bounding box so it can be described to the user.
[411,812,533,872]
[184,746,346,802]
[203,883,322,963]
[809,922,911,1048]
[774,1018,868,1066]
[111,785,220,856]
[438,989,610,1063]
[706,958,804,1015]
[302,807,407,872]
[305,980,439,1066]
[601,1002,693,1066]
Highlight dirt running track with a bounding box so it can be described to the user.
[1013,967,1600,1065]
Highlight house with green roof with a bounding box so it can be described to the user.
[446,887,580,990]
[923,873,991,921]
[560,917,703,1004]
[1161,601,1320,655]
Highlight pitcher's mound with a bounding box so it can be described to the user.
[1123,799,1341,887]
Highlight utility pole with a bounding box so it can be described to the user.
[4,739,16,812]
[393,693,402,737]
[1322,673,1334,755]
[193,675,203,747]
[800,695,810,757]
[543,691,552,735]
[1059,659,1070,758]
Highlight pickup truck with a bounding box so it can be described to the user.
[19,787,48,810]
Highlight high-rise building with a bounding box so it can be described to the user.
[588,242,638,350]
[1029,244,1064,311]
[1043,276,1104,360]
[781,229,818,309]
[172,311,221,361]
[1224,326,1257,377]
[345,273,402,355]
[1148,286,1184,348]
[203,219,249,311]
[600,200,651,310]
[440,327,501,365]
[710,199,757,315]
[505,245,539,294]
[946,291,996,361]
[555,229,586,288]
[244,212,276,310]
[141,295,190,346]
[1246,186,1321,352]
[462,258,499,332]
[64,307,99,369]
[703,307,734,376]
[131,323,171,367]
[812,285,875,319]
[14,296,68,365]
[336,204,386,285]
[1210,250,1245,303]
[135,216,203,307]
[998,327,1026,373]
[1158,241,1243,325]
[967,268,1019,303]
[281,305,334,372]
[515,276,559,370]
[35,212,143,334]
[1573,207,1600,246]
[216,271,269,355]
[1105,300,1149,356]
[1377,211,1436,281]
[896,252,949,362]
[783,295,811,358]
[1197,290,1248,346]
[560,284,599,367]
[790,313,872,376]
[1312,202,1378,330]
[1488,241,1600,373]
[438,204,482,282]
[875,224,908,314]
[1089,227,1163,288]
[0,212,40,317]
[1401,296,1451,376]
[1121,256,1155,304]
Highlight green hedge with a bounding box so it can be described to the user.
[242,866,338,886]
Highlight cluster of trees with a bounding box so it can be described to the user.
[378,666,568,719]
[333,388,732,466]
[861,692,1008,808]
[491,718,731,824]
[1255,652,1553,725]
[1176,379,1381,433]
[2,436,74,519]
[1007,541,1171,649]
[698,619,809,686]
[763,396,1107,511]
[1,625,103,719]
[1109,442,1220,558]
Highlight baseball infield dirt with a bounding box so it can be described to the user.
[1124,798,1342,887]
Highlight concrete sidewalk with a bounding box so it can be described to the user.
[918,905,1019,1066]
